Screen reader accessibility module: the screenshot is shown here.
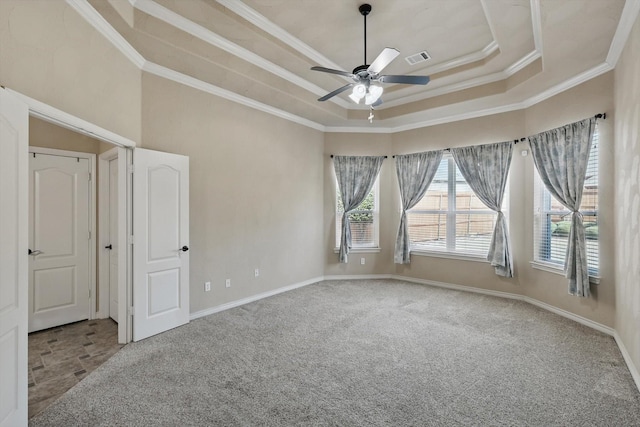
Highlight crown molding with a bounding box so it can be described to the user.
[606,0,640,67]
[522,62,612,108]
[142,62,326,132]
[65,0,145,68]
[67,0,630,135]
[131,0,351,109]
[530,0,543,53]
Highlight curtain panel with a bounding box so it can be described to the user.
[394,151,443,264]
[451,141,514,277]
[333,156,385,263]
[527,117,597,297]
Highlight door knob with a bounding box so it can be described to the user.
[28,249,43,256]
[105,244,113,250]
[180,246,189,252]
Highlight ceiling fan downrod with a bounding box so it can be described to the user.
[360,4,371,66]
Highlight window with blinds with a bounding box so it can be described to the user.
[407,155,498,256]
[335,178,379,248]
[533,127,599,275]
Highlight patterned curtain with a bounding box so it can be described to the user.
[333,156,385,263]
[394,151,443,264]
[528,117,596,297]
[451,141,514,277]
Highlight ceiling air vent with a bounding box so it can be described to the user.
[405,50,431,66]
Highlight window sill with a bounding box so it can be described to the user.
[529,261,600,284]
[333,247,381,254]
[409,249,489,263]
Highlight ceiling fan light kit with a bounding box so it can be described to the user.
[310,3,431,121]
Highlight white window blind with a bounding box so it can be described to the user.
[407,155,498,256]
[335,178,379,248]
[533,127,599,275]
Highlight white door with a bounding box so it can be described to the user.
[108,158,119,322]
[28,153,91,332]
[0,89,28,427]
[133,148,189,341]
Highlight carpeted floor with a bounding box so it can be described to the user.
[29,279,640,426]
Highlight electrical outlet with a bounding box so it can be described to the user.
[204,281,211,292]
[254,268,259,277]
[361,257,366,265]
[225,279,231,288]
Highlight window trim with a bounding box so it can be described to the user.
[529,260,600,285]
[407,154,500,258]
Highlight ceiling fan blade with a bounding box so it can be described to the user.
[311,66,354,78]
[318,83,354,101]
[378,75,430,85]
[367,48,400,75]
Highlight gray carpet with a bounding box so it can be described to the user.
[30,279,640,426]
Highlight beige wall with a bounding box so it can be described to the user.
[29,117,101,153]
[0,0,141,143]
[614,14,640,380]
[141,73,325,314]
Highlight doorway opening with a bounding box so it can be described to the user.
[26,119,126,418]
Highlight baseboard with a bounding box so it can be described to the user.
[189,276,324,321]
[522,297,614,336]
[392,275,525,302]
[324,274,393,281]
[614,331,640,392]
[390,274,615,336]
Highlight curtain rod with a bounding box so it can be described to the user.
[330,155,387,158]
[390,113,606,158]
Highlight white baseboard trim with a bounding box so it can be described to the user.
[189,276,324,321]
[390,274,615,336]
[324,274,392,281]
[392,275,525,301]
[522,296,614,336]
[614,331,640,393]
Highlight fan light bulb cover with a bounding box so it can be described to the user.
[349,84,367,103]
[365,85,383,105]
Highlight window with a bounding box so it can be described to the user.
[406,154,498,256]
[335,178,379,249]
[533,127,599,276]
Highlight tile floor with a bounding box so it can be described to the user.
[28,319,124,418]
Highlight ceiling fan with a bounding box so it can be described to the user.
[311,3,430,108]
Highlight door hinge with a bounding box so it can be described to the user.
[128,306,135,316]
[88,231,91,240]
[128,235,134,245]
[89,289,91,298]
[128,164,135,174]
[88,172,92,181]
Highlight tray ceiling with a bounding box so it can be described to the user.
[82,0,635,132]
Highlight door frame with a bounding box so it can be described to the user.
[28,146,97,323]
[98,147,130,343]
[8,88,136,344]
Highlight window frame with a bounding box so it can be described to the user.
[531,127,599,280]
[407,154,500,260]
[334,176,380,252]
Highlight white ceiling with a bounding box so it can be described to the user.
[84,0,638,132]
